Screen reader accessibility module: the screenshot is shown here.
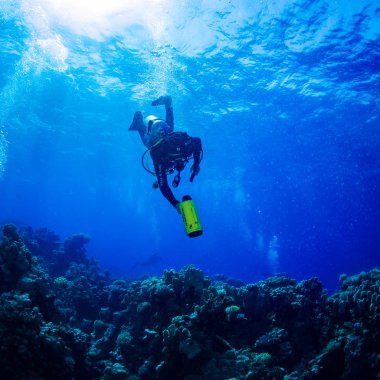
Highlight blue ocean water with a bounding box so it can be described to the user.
[0,0,379,293]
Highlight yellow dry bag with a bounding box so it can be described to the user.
[180,195,203,238]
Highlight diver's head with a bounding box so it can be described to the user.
[144,115,158,130]
[144,115,169,143]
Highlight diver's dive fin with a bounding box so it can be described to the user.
[152,95,172,107]
[129,111,144,131]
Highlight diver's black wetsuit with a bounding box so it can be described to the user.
[150,133,202,207]
[130,97,202,209]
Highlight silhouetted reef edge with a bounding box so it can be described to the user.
[1,224,379,379]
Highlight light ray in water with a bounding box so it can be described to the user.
[0,130,7,179]
[268,235,280,274]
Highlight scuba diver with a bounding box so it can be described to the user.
[129,95,202,213]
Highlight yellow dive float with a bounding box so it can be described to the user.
[179,195,203,238]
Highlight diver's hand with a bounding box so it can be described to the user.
[175,201,181,214]
[190,165,200,182]
[152,96,172,107]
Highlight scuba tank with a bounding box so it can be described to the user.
[180,195,203,238]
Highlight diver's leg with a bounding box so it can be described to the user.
[129,111,151,147]
[129,111,144,131]
[152,96,174,131]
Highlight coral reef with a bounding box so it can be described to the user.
[0,224,379,379]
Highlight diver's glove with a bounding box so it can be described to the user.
[152,95,172,107]
[190,164,200,182]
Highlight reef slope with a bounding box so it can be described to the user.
[0,224,379,379]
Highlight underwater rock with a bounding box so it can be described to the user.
[20,226,60,260]
[0,224,32,287]
[0,291,91,379]
[93,319,108,339]
[1,224,58,320]
[103,362,132,379]
[164,265,210,309]
[1,224,379,379]
[64,233,91,263]
[53,261,110,323]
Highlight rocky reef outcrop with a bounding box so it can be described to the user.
[0,224,379,379]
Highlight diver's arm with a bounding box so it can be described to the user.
[190,137,202,182]
[154,161,179,209]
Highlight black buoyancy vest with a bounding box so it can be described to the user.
[150,132,193,167]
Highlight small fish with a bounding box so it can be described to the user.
[132,253,163,268]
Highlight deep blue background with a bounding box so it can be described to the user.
[1,0,379,292]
